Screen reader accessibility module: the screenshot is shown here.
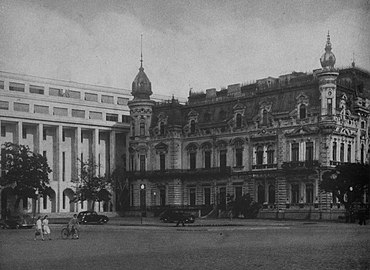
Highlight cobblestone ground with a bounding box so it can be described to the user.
[0,221,369,270]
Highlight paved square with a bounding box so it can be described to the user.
[0,221,369,269]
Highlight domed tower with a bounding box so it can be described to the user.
[317,32,339,117]
[128,41,155,173]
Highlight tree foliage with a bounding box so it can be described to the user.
[111,167,130,211]
[72,159,112,210]
[0,142,52,201]
[320,163,370,209]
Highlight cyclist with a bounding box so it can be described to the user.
[67,214,79,239]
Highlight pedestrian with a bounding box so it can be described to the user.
[42,215,51,240]
[34,216,44,241]
[358,205,367,226]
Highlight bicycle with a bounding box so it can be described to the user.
[61,226,79,240]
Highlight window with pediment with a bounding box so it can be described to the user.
[187,143,198,170]
[256,146,264,165]
[236,113,242,129]
[299,104,307,119]
[267,145,274,164]
[233,139,244,167]
[305,142,313,161]
[190,120,196,134]
[291,143,299,162]
[140,121,145,136]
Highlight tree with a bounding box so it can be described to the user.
[227,193,261,218]
[111,167,130,212]
[320,163,369,210]
[72,159,112,211]
[0,142,52,216]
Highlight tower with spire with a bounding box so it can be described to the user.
[128,36,155,175]
[317,32,339,117]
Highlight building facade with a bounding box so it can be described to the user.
[0,72,131,216]
[127,34,370,219]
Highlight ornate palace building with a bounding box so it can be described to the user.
[127,34,370,219]
[1,34,369,219]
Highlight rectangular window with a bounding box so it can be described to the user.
[291,184,299,204]
[0,101,9,110]
[106,113,118,122]
[291,143,299,162]
[332,142,337,161]
[43,128,47,140]
[69,90,81,99]
[1,125,6,137]
[305,142,313,161]
[53,107,68,116]
[89,111,102,120]
[62,130,65,142]
[190,152,196,170]
[117,97,128,105]
[256,147,264,165]
[140,155,146,172]
[34,105,49,114]
[43,151,46,157]
[160,153,165,171]
[0,81,4,89]
[204,187,211,205]
[14,102,29,112]
[267,148,274,164]
[220,150,227,168]
[29,85,44,95]
[204,151,211,169]
[101,95,114,104]
[235,148,243,167]
[327,98,332,115]
[62,152,65,181]
[22,127,27,139]
[9,82,25,92]
[72,109,85,118]
[84,93,98,102]
[340,143,345,162]
[49,87,61,96]
[189,188,196,206]
[306,184,313,204]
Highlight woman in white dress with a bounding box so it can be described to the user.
[42,215,51,240]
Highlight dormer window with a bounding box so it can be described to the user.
[236,114,242,129]
[190,120,196,134]
[262,110,268,125]
[299,104,306,119]
[160,122,165,136]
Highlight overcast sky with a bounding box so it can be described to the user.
[0,0,369,99]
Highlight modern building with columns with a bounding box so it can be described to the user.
[126,34,370,219]
[0,71,131,215]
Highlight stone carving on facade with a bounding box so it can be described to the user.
[155,142,169,154]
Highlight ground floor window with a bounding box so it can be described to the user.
[204,188,211,205]
[268,185,275,204]
[291,184,299,204]
[189,188,196,206]
[160,188,166,206]
[306,184,313,203]
[258,185,265,204]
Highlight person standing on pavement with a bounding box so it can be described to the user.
[34,216,44,241]
[42,215,51,240]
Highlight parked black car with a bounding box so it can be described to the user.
[159,210,195,224]
[77,211,109,224]
[1,216,34,229]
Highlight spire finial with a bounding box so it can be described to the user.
[352,52,356,67]
[140,34,143,69]
[325,30,332,52]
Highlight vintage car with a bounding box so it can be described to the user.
[77,211,109,224]
[159,210,195,224]
[1,215,34,229]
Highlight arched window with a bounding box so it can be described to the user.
[236,113,242,129]
[256,146,264,165]
[268,185,275,204]
[258,185,265,204]
[160,122,165,136]
[332,142,337,161]
[267,145,274,164]
[299,104,306,119]
[140,121,145,136]
[190,120,196,134]
[262,110,268,125]
[340,143,344,162]
[347,144,351,163]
